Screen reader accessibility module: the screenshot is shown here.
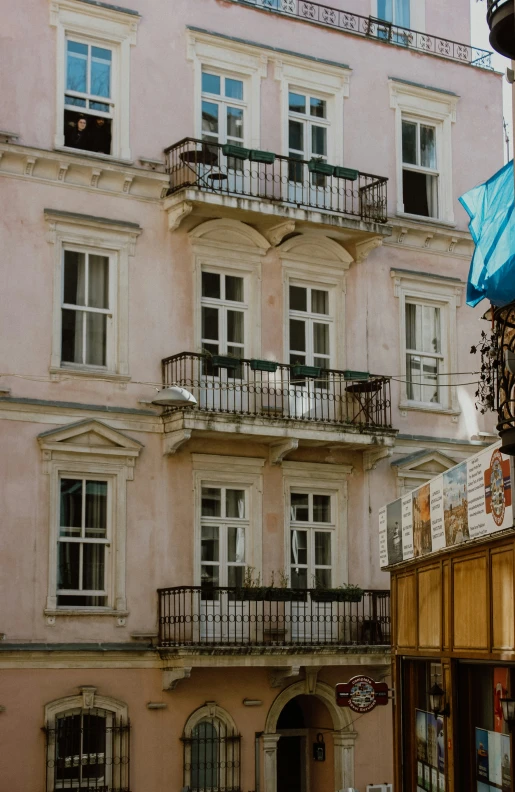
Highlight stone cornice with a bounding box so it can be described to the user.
[385,216,473,258]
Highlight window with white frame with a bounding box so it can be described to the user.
[201,269,246,374]
[290,490,335,589]
[64,38,113,154]
[288,89,330,186]
[401,117,439,218]
[289,282,332,384]
[61,249,113,369]
[201,70,246,149]
[377,0,410,27]
[200,485,248,589]
[405,301,443,404]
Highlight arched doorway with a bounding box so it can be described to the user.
[263,679,357,792]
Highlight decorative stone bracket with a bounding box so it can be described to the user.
[364,447,393,471]
[162,667,192,691]
[268,666,301,688]
[269,438,298,466]
[163,429,192,455]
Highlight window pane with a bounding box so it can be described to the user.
[289,92,306,114]
[225,275,244,302]
[85,313,107,366]
[225,77,243,100]
[90,47,111,98]
[291,567,307,588]
[290,285,307,312]
[64,251,86,306]
[311,126,326,157]
[315,531,331,565]
[201,565,219,588]
[66,40,87,93]
[201,525,219,561]
[202,101,219,136]
[83,543,105,591]
[202,487,221,517]
[226,489,245,518]
[228,525,245,562]
[310,97,326,118]
[290,319,306,352]
[192,721,219,789]
[202,306,219,341]
[202,71,221,95]
[227,106,244,140]
[58,542,80,590]
[406,303,441,354]
[377,0,393,21]
[420,125,436,169]
[291,529,308,564]
[313,495,331,523]
[289,120,304,152]
[56,714,82,784]
[202,271,221,299]
[311,289,329,315]
[402,169,436,217]
[88,255,109,309]
[291,493,309,522]
[81,713,107,777]
[61,308,84,364]
[402,120,417,165]
[313,323,329,355]
[60,479,82,535]
[227,310,244,344]
[228,565,244,587]
[314,567,331,588]
[85,481,107,538]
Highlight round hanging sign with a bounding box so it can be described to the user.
[335,675,389,713]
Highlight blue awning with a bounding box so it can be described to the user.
[460,160,515,307]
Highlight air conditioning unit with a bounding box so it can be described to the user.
[367,785,393,792]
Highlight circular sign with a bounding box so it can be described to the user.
[347,675,377,713]
[489,449,506,526]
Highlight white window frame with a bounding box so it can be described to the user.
[392,268,465,415]
[200,68,248,148]
[401,116,440,219]
[283,462,352,589]
[372,0,426,32]
[199,483,250,589]
[389,79,458,225]
[45,688,128,792]
[288,280,334,371]
[289,489,336,589]
[45,209,141,382]
[39,419,142,616]
[192,455,265,587]
[50,0,139,161]
[200,268,248,359]
[288,88,331,163]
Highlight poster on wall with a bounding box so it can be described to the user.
[476,727,511,791]
[416,709,445,791]
[380,442,513,569]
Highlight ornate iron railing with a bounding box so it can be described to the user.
[162,352,393,430]
[493,303,515,434]
[164,138,388,223]
[158,586,390,648]
[182,719,241,792]
[229,0,493,69]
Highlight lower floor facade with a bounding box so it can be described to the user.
[0,654,393,792]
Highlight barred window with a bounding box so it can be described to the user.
[46,707,130,791]
[183,717,241,792]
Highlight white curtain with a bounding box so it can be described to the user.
[86,255,108,367]
[74,254,86,363]
[235,527,245,564]
[395,0,410,27]
[292,529,299,573]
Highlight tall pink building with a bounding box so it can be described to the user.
[0,1,504,790]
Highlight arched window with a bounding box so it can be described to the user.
[183,706,240,792]
[45,688,130,791]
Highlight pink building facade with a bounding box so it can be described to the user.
[0,1,504,790]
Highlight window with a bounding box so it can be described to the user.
[401,118,438,218]
[289,283,331,377]
[405,301,443,404]
[201,70,246,149]
[57,477,110,607]
[183,707,241,792]
[377,0,410,27]
[200,485,248,589]
[45,690,129,792]
[290,491,334,589]
[201,269,246,375]
[50,0,139,160]
[61,249,112,369]
[288,90,329,186]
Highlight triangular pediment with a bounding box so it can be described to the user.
[38,419,143,455]
[392,449,457,475]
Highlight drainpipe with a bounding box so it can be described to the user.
[255,732,263,792]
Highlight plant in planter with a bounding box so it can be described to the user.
[202,349,242,370]
[291,362,321,378]
[250,359,278,373]
[310,583,364,603]
[234,568,306,601]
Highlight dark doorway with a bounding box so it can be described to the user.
[277,735,303,792]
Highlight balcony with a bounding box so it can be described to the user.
[163,138,389,236]
[161,352,396,453]
[229,0,493,69]
[158,585,391,651]
[487,0,515,59]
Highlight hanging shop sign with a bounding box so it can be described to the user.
[336,675,389,713]
[379,441,513,569]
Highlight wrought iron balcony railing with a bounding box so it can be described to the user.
[162,352,393,430]
[229,0,493,69]
[158,585,391,648]
[164,138,388,223]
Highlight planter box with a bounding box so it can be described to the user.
[250,359,278,373]
[211,355,241,369]
[343,370,370,381]
[249,149,276,164]
[308,159,334,176]
[334,166,358,181]
[222,144,250,160]
[234,588,306,602]
[291,364,321,378]
[310,589,364,603]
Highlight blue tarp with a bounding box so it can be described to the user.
[459,160,515,307]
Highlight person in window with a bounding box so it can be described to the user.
[90,118,111,155]
[65,115,91,150]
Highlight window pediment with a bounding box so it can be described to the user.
[38,418,143,464]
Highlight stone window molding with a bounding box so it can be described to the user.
[391,448,457,496]
[45,209,141,381]
[389,79,458,225]
[50,0,139,161]
[39,418,143,616]
[391,268,464,414]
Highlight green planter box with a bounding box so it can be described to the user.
[250,359,278,373]
[291,364,321,378]
[343,370,370,381]
[334,166,359,181]
[211,355,241,368]
[249,149,276,164]
[235,588,306,602]
[222,144,250,160]
[308,159,334,176]
[310,589,364,603]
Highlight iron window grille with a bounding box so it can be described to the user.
[182,718,241,792]
[45,708,130,792]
